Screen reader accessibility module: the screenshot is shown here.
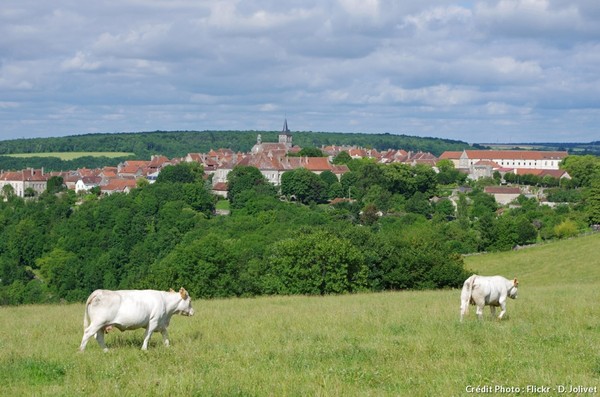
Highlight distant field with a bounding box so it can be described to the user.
[5,152,134,160]
[0,233,598,396]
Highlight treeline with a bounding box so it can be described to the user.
[0,130,473,167]
[0,176,468,304]
[0,155,136,173]
[1,154,599,305]
[512,142,600,156]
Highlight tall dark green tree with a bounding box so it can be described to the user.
[46,176,66,194]
[156,162,204,184]
[281,168,327,204]
[587,177,600,225]
[227,165,273,209]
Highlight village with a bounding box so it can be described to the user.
[0,124,571,205]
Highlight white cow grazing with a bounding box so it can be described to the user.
[460,275,518,321]
[79,288,194,352]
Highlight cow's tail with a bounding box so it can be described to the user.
[460,275,477,320]
[83,290,99,329]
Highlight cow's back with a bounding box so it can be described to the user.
[85,290,124,326]
[474,276,510,306]
[86,289,167,331]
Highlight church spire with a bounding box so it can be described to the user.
[282,118,290,133]
[279,118,292,148]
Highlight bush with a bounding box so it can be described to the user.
[554,220,578,239]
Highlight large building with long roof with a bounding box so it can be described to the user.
[440,150,568,170]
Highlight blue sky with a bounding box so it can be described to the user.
[1,0,599,143]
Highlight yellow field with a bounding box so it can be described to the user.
[5,152,134,160]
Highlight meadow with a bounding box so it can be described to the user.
[0,234,598,396]
[5,152,134,160]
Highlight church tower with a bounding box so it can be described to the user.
[278,118,292,148]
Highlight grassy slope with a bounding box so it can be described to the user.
[0,234,598,396]
[464,233,600,286]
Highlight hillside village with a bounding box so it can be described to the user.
[0,122,571,203]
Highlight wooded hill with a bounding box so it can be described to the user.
[0,130,474,168]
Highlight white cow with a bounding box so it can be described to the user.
[460,275,518,321]
[79,288,194,352]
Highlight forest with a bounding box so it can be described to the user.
[1,143,599,305]
[0,130,476,172]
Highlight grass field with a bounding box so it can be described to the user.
[4,152,134,160]
[0,234,598,396]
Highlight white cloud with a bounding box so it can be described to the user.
[0,0,598,142]
[61,51,101,71]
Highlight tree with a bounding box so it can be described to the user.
[227,165,271,208]
[36,248,81,300]
[434,199,455,220]
[354,161,386,192]
[340,171,359,199]
[156,163,204,184]
[46,176,66,194]
[263,230,367,295]
[24,187,37,197]
[1,184,15,199]
[379,223,468,289]
[360,203,380,226]
[382,163,416,197]
[182,183,215,215]
[436,159,464,185]
[413,164,438,197]
[470,191,498,219]
[362,184,392,212]
[554,219,578,239]
[586,177,600,225]
[281,168,327,204]
[405,191,433,218]
[332,151,352,165]
[561,155,600,188]
[296,147,326,157]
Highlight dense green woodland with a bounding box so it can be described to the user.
[1,151,599,305]
[0,130,475,171]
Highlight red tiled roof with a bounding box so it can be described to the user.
[439,151,462,159]
[212,182,228,191]
[101,178,138,192]
[0,169,48,182]
[465,150,567,160]
[303,157,331,171]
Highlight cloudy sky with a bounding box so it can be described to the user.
[1,0,599,143]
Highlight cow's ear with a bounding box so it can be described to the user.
[179,287,188,300]
[513,278,519,287]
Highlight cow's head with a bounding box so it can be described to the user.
[508,278,518,299]
[176,287,194,316]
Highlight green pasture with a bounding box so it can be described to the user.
[4,152,134,160]
[1,234,599,396]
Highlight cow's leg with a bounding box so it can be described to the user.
[490,306,496,319]
[460,300,469,322]
[475,304,484,320]
[161,328,170,347]
[95,329,109,352]
[498,300,507,319]
[141,323,157,350]
[79,323,104,351]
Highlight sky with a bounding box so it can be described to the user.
[1,1,599,144]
